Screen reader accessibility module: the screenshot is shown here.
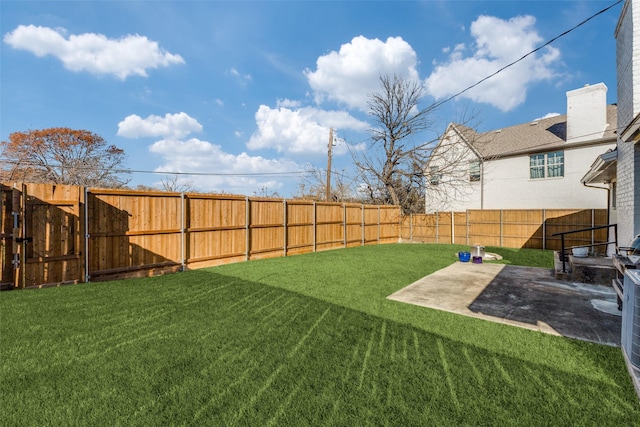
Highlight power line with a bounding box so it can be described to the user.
[431,0,624,110]
[124,169,310,177]
[0,158,311,177]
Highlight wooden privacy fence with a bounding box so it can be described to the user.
[401,209,609,251]
[0,182,611,289]
[0,183,401,288]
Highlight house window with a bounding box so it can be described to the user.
[429,166,441,185]
[547,151,564,178]
[530,151,564,179]
[469,161,481,182]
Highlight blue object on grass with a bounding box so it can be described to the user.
[458,251,471,262]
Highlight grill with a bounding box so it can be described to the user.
[627,234,640,257]
[613,234,640,308]
[615,234,640,370]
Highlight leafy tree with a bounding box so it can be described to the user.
[1,127,129,188]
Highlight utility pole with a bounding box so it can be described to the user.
[326,128,334,202]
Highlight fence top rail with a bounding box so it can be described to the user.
[89,188,183,197]
[551,223,616,237]
[185,193,247,201]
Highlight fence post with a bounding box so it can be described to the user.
[542,209,546,250]
[591,209,595,247]
[377,206,381,243]
[361,204,365,246]
[245,196,250,261]
[409,213,413,242]
[451,211,454,244]
[466,210,470,245]
[180,192,186,271]
[283,199,288,257]
[436,211,439,243]
[398,206,402,243]
[313,201,317,252]
[343,203,347,248]
[500,209,504,248]
[84,186,90,283]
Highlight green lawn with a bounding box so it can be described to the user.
[1,244,639,426]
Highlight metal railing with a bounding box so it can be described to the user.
[551,224,617,273]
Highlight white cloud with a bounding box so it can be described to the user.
[247,105,368,155]
[304,36,420,111]
[3,24,184,80]
[118,112,301,194]
[117,112,203,139]
[276,98,302,109]
[149,137,301,194]
[425,15,560,112]
[228,67,252,83]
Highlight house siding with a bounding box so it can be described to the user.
[425,142,614,213]
[616,0,640,245]
[483,145,614,209]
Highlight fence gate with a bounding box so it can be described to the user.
[0,185,15,289]
[1,183,84,288]
[0,184,28,289]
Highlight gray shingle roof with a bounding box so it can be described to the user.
[456,104,617,159]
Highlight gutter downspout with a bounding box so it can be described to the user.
[480,159,484,210]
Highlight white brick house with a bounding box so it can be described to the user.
[584,0,640,247]
[615,0,640,246]
[425,83,617,213]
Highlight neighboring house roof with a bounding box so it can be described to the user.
[620,111,640,142]
[581,148,618,185]
[453,104,617,160]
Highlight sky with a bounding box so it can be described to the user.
[0,0,624,197]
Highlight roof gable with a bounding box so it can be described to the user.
[461,104,617,159]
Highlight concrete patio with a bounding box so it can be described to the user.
[388,261,621,346]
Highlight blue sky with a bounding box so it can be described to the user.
[1,0,623,197]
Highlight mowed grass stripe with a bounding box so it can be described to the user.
[437,338,460,410]
[1,244,639,425]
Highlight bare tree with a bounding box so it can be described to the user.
[253,186,281,198]
[352,74,438,213]
[353,74,486,214]
[297,166,363,202]
[1,127,128,188]
[160,175,193,193]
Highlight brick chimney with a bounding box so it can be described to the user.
[566,82,608,143]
